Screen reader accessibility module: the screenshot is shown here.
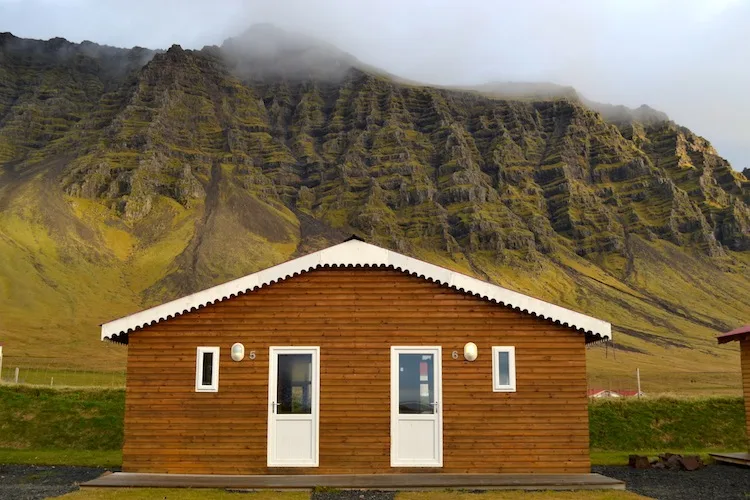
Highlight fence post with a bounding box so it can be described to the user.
[636,368,641,397]
[50,377,54,387]
[14,367,19,384]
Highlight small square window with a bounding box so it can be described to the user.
[492,346,516,392]
[196,347,220,392]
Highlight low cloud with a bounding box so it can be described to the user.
[1,0,748,169]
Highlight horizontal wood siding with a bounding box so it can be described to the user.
[742,340,750,452]
[123,268,590,474]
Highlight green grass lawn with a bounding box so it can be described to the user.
[589,450,732,466]
[58,490,647,500]
[398,493,648,500]
[0,449,122,468]
[0,385,123,450]
[589,396,746,451]
[58,490,307,499]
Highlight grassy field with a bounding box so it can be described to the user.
[589,450,719,466]
[585,362,742,397]
[0,367,125,388]
[589,397,747,451]
[58,490,646,500]
[0,386,746,470]
[0,449,121,467]
[397,493,646,500]
[58,490,307,500]
[0,385,123,450]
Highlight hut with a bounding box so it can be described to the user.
[711,325,750,466]
[89,237,621,489]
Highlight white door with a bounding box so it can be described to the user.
[267,347,320,467]
[391,346,443,467]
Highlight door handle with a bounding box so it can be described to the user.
[271,401,281,413]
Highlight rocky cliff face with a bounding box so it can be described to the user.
[0,27,748,373]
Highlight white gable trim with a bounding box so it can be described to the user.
[101,239,612,343]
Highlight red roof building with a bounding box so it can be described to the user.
[717,325,750,344]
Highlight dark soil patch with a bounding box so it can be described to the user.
[0,464,107,500]
[594,463,750,500]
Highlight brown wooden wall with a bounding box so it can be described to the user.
[742,340,750,452]
[123,268,590,475]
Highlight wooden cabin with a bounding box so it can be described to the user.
[101,237,612,476]
[712,325,750,466]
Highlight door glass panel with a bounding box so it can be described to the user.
[497,351,510,386]
[399,353,434,414]
[201,352,214,386]
[277,354,313,414]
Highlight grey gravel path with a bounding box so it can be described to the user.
[0,464,106,500]
[2,463,749,500]
[594,464,750,500]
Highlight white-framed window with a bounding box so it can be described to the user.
[492,346,516,392]
[195,346,220,392]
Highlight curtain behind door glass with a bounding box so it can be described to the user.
[277,354,313,414]
[399,353,434,414]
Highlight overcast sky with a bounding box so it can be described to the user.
[1,0,748,171]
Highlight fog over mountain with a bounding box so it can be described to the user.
[1,0,748,170]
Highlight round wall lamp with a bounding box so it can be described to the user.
[463,342,478,362]
[231,343,245,362]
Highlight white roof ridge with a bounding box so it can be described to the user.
[101,239,612,343]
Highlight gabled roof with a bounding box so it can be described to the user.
[587,388,610,396]
[587,389,644,398]
[717,325,750,344]
[101,237,612,344]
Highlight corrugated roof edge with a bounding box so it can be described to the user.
[717,325,750,344]
[101,238,613,344]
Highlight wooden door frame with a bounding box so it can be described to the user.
[267,346,321,467]
[390,345,444,467]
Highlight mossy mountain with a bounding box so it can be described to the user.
[0,26,748,380]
